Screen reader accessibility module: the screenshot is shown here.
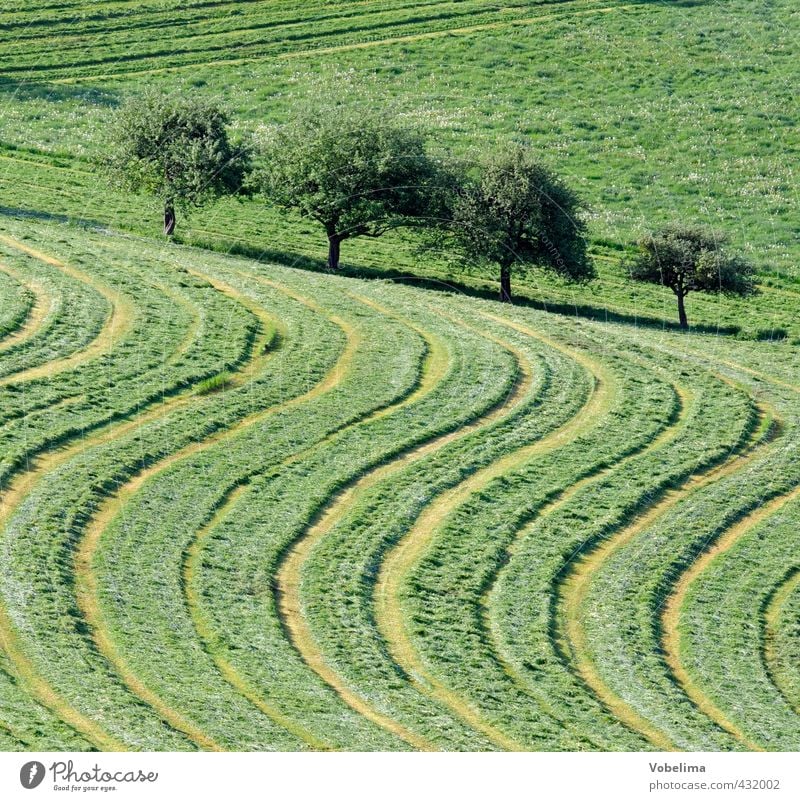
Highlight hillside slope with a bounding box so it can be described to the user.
[0,217,797,750]
[0,0,797,337]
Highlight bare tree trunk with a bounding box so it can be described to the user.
[677,291,689,329]
[164,200,176,237]
[327,233,341,270]
[499,263,512,303]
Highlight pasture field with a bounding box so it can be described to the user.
[0,0,798,337]
[0,0,798,753]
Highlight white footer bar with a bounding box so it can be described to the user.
[0,751,795,801]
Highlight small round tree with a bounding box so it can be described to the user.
[446,145,593,302]
[107,90,249,236]
[252,101,440,270]
[630,224,756,329]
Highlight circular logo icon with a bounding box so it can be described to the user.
[20,761,45,790]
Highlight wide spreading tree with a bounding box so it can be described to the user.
[107,90,249,236]
[252,101,441,270]
[443,145,593,302]
[630,224,756,328]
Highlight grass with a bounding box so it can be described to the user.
[83,282,428,750]
[0,223,256,495]
[0,247,353,749]
[395,317,682,750]
[194,371,234,395]
[1,212,798,752]
[764,567,800,716]
[0,0,798,754]
[0,267,36,346]
[374,312,616,751]
[0,236,109,380]
[292,307,593,748]
[557,348,798,750]
[667,452,800,749]
[198,295,531,750]
[0,1,798,337]
[560,400,773,751]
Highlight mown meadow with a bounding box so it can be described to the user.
[1,0,798,335]
[0,0,798,752]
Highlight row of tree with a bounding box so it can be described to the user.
[107,90,756,328]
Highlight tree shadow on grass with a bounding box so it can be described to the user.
[0,205,106,229]
[630,0,709,6]
[194,236,741,338]
[0,77,118,106]
[0,203,739,339]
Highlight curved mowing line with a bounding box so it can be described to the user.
[0,599,126,750]
[373,313,611,751]
[0,275,276,513]
[0,266,276,503]
[480,378,686,749]
[75,491,225,751]
[183,292,449,751]
[659,408,779,753]
[276,310,540,751]
[662,454,800,753]
[559,398,774,752]
[186,267,279,388]
[74,286,364,751]
[0,269,291,750]
[0,265,52,352]
[678,343,800,399]
[182,486,330,752]
[649,347,800,738]
[763,568,800,716]
[665,346,800,723]
[0,235,134,387]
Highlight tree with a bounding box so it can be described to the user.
[107,90,249,236]
[252,102,440,270]
[445,145,593,302]
[630,224,756,329]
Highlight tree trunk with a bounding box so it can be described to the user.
[327,233,341,270]
[164,201,176,237]
[499,263,512,303]
[677,291,689,329]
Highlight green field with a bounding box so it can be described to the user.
[0,0,798,752]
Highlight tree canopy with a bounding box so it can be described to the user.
[445,145,593,301]
[107,90,249,235]
[252,101,441,270]
[630,224,756,328]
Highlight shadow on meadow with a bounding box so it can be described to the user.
[0,77,118,106]
[631,0,709,6]
[0,205,106,228]
[194,236,741,339]
[0,202,743,340]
